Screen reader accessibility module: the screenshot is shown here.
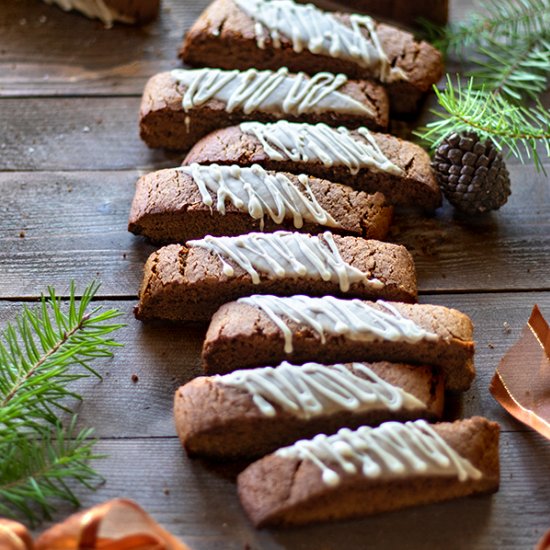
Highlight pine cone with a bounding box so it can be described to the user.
[432,132,511,214]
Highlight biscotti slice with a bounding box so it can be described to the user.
[174,361,444,459]
[136,232,417,322]
[202,295,475,391]
[128,164,393,243]
[238,416,500,527]
[140,68,389,150]
[183,122,441,210]
[179,0,443,114]
[43,0,159,26]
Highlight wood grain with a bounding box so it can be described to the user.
[0,167,547,298]
[1,0,549,546]
[0,171,155,297]
[35,431,550,550]
[0,0,192,97]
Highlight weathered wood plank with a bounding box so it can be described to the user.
[0,97,183,171]
[1,293,548,437]
[0,0,475,97]
[0,0,193,97]
[0,171,156,297]
[33,430,550,549]
[0,168,548,298]
[391,161,550,292]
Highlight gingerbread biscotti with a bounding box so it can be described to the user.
[174,361,444,459]
[238,416,500,527]
[140,68,389,150]
[128,164,393,243]
[183,122,441,210]
[43,0,159,26]
[179,0,444,114]
[202,295,475,391]
[135,232,417,322]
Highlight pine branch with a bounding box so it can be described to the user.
[0,421,102,525]
[0,282,124,524]
[468,35,550,101]
[427,0,550,54]
[415,76,550,171]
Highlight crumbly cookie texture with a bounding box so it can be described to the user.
[179,0,443,114]
[128,166,394,243]
[174,361,444,459]
[139,69,389,150]
[135,233,417,322]
[184,123,441,210]
[202,296,475,391]
[237,416,499,527]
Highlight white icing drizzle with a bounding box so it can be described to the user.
[178,163,339,230]
[276,419,483,486]
[171,67,374,117]
[220,361,425,419]
[237,295,439,354]
[233,0,407,83]
[240,121,404,176]
[43,0,133,26]
[187,231,383,292]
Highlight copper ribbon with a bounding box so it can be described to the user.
[490,305,550,439]
[0,519,33,550]
[31,499,190,550]
[537,529,550,550]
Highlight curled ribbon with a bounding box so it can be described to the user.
[490,305,550,439]
[0,499,189,550]
[0,519,33,550]
[537,529,550,550]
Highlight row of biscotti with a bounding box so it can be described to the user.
[129,183,499,527]
[138,69,442,210]
[128,124,438,319]
[130,123,442,244]
[174,357,499,526]
[170,296,499,527]
[176,0,443,116]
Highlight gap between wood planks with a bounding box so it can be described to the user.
[1,288,550,303]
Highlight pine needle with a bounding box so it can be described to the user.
[424,0,550,53]
[415,76,550,171]
[416,0,550,172]
[468,36,550,101]
[0,282,123,524]
[0,421,102,524]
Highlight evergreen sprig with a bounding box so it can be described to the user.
[468,35,550,101]
[0,282,123,524]
[424,0,550,53]
[417,0,549,172]
[0,422,101,523]
[416,77,550,171]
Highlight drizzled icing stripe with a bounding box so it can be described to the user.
[233,0,406,83]
[187,231,383,292]
[43,0,133,26]
[240,121,404,176]
[171,67,374,117]
[276,419,482,486]
[178,163,339,230]
[237,295,439,353]
[220,361,425,419]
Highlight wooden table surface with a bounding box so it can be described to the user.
[1,0,549,548]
